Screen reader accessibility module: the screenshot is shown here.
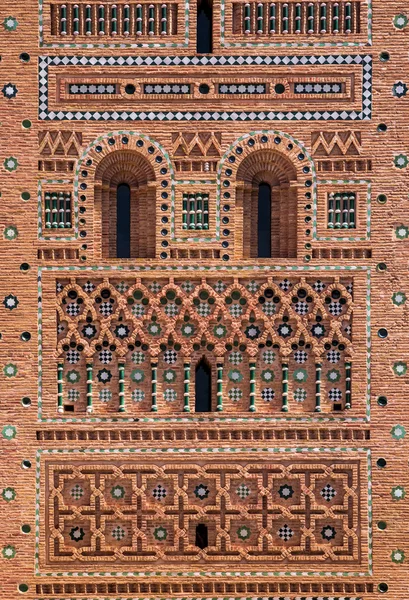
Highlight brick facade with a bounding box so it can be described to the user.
[0,1,408,598]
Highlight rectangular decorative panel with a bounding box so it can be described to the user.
[315,181,370,241]
[37,448,371,575]
[57,74,354,103]
[39,271,368,419]
[40,0,185,47]
[226,0,370,46]
[38,54,372,122]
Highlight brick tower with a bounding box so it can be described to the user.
[0,0,408,598]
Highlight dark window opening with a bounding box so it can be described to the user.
[257,182,272,258]
[195,359,211,412]
[197,0,213,53]
[195,523,208,548]
[116,183,131,258]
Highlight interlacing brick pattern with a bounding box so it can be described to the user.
[56,275,353,414]
[44,457,363,566]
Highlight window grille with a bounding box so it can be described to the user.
[44,191,72,229]
[327,191,356,229]
[182,193,209,230]
[53,2,178,37]
[234,1,361,36]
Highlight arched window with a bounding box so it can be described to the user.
[116,183,131,258]
[236,149,298,259]
[257,182,272,258]
[94,150,156,259]
[197,0,213,53]
[195,524,208,548]
[195,358,211,412]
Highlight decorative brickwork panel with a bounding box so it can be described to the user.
[38,450,370,572]
[39,130,83,157]
[57,75,353,103]
[38,55,372,122]
[38,130,83,173]
[52,274,360,415]
[311,130,372,174]
[34,583,373,596]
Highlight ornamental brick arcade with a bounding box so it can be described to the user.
[1,1,409,599]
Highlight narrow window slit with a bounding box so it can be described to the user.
[197,0,213,53]
[195,523,208,548]
[195,358,211,412]
[257,182,272,258]
[116,183,131,258]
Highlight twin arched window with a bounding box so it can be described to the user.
[95,148,299,260]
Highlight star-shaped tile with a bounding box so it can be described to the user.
[1,83,18,99]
